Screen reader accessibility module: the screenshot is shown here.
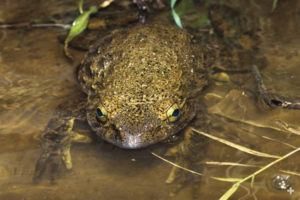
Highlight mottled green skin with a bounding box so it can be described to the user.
[78,22,208,148]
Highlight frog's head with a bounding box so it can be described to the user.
[86,94,196,149]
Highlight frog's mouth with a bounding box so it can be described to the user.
[100,126,173,149]
[109,133,152,149]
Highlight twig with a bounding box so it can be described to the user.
[0,23,71,29]
[252,65,300,109]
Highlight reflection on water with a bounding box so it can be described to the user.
[0,0,300,199]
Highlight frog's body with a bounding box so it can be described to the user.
[33,21,213,181]
[77,23,208,148]
[33,5,298,183]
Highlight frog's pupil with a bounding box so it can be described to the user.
[172,109,180,117]
[96,108,103,117]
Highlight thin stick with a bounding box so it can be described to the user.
[0,23,70,29]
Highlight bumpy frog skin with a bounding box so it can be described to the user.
[78,23,207,148]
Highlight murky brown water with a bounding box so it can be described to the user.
[1,1,300,199]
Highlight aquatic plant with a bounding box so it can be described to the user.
[152,127,300,199]
[64,0,114,58]
[170,0,183,28]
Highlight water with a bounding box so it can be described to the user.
[0,0,300,199]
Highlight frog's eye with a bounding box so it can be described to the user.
[166,104,181,122]
[96,106,108,123]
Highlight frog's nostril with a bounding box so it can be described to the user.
[111,124,118,132]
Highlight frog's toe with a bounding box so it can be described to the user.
[48,153,64,183]
[71,132,92,144]
[33,153,49,183]
[33,149,71,183]
[62,145,72,170]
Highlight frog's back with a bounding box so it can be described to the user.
[78,21,205,97]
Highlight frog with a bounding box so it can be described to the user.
[33,5,299,183]
[33,20,212,182]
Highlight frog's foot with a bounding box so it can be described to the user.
[33,142,72,184]
[33,116,76,183]
[252,65,300,109]
[71,132,93,144]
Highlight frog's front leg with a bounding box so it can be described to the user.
[33,116,75,183]
[252,65,300,109]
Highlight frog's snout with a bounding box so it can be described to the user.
[118,133,144,149]
[109,118,165,149]
[110,125,153,149]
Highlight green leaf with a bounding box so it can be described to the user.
[64,5,98,44]
[170,0,183,28]
[64,5,98,58]
[170,0,177,8]
[171,10,183,28]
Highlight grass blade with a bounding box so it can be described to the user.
[219,147,300,200]
[151,152,202,176]
[192,128,280,159]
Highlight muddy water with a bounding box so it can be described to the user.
[0,1,300,200]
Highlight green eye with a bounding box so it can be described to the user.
[96,106,108,122]
[166,104,181,122]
